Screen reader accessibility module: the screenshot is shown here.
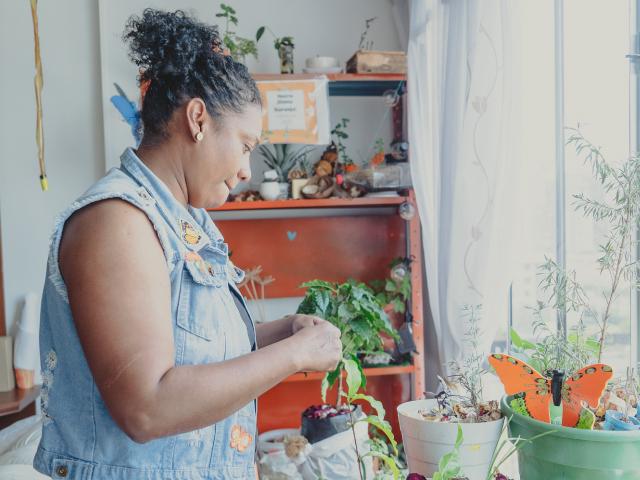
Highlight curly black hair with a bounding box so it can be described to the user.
[123,9,261,141]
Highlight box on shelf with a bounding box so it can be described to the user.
[346,50,407,74]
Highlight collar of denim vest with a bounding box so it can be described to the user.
[119,148,227,253]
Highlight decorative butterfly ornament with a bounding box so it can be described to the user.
[488,353,612,428]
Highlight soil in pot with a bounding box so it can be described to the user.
[301,404,362,444]
[398,399,504,480]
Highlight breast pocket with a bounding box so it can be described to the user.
[175,256,228,365]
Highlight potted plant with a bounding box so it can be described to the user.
[295,280,399,447]
[499,128,640,479]
[331,118,357,173]
[215,3,263,63]
[397,306,504,480]
[258,144,314,199]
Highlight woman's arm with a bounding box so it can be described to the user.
[59,199,341,443]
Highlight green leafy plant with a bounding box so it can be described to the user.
[511,127,640,373]
[331,118,354,167]
[342,356,401,480]
[566,128,640,362]
[297,279,398,402]
[258,144,314,182]
[370,258,412,314]
[432,424,464,480]
[448,305,487,417]
[215,3,264,62]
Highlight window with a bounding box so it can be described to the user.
[498,0,636,375]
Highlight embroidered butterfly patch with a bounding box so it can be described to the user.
[181,220,201,246]
[488,353,613,427]
[230,424,253,453]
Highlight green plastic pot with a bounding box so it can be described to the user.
[501,396,640,479]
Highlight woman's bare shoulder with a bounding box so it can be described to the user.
[59,198,165,282]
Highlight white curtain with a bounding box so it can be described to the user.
[408,0,517,379]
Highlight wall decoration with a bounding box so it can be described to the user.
[29,0,47,191]
[257,78,330,144]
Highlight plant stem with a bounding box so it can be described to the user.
[598,200,630,362]
[347,399,365,480]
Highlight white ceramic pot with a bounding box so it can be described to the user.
[397,399,504,480]
[260,181,281,201]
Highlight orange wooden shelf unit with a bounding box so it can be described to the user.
[209,192,424,438]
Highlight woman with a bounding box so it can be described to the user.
[33,9,342,480]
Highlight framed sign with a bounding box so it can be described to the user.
[257,77,330,145]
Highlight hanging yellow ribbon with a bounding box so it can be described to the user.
[30,0,47,191]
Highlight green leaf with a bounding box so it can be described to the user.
[321,374,329,403]
[361,415,398,455]
[585,338,601,353]
[392,298,405,313]
[344,357,362,397]
[350,393,384,418]
[454,423,463,448]
[354,355,366,390]
[510,327,536,350]
[256,26,265,42]
[322,364,341,402]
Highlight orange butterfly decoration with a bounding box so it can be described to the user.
[488,353,613,427]
[230,425,253,453]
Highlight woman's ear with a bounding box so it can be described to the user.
[185,98,207,141]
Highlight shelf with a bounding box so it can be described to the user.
[252,73,406,97]
[0,386,40,417]
[283,365,415,383]
[209,196,408,212]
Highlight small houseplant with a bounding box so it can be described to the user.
[297,279,399,395]
[502,128,640,479]
[256,26,295,74]
[257,144,314,198]
[397,306,504,480]
[296,280,399,457]
[215,3,263,63]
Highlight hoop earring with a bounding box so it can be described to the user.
[195,131,204,142]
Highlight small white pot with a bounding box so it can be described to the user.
[260,181,281,201]
[397,399,504,480]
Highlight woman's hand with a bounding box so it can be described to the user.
[290,321,342,372]
[289,314,324,335]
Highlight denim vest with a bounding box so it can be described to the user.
[33,148,257,479]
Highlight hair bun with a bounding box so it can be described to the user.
[124,9,221,84]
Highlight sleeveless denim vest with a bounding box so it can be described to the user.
[33,148,257,479]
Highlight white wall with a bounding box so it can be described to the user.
[0,0,403,332]
[0,0,105,332]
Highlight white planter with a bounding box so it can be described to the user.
[260,181,281,201]
[398,399,504,480]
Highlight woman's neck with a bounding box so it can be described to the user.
[136,140,189,207]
